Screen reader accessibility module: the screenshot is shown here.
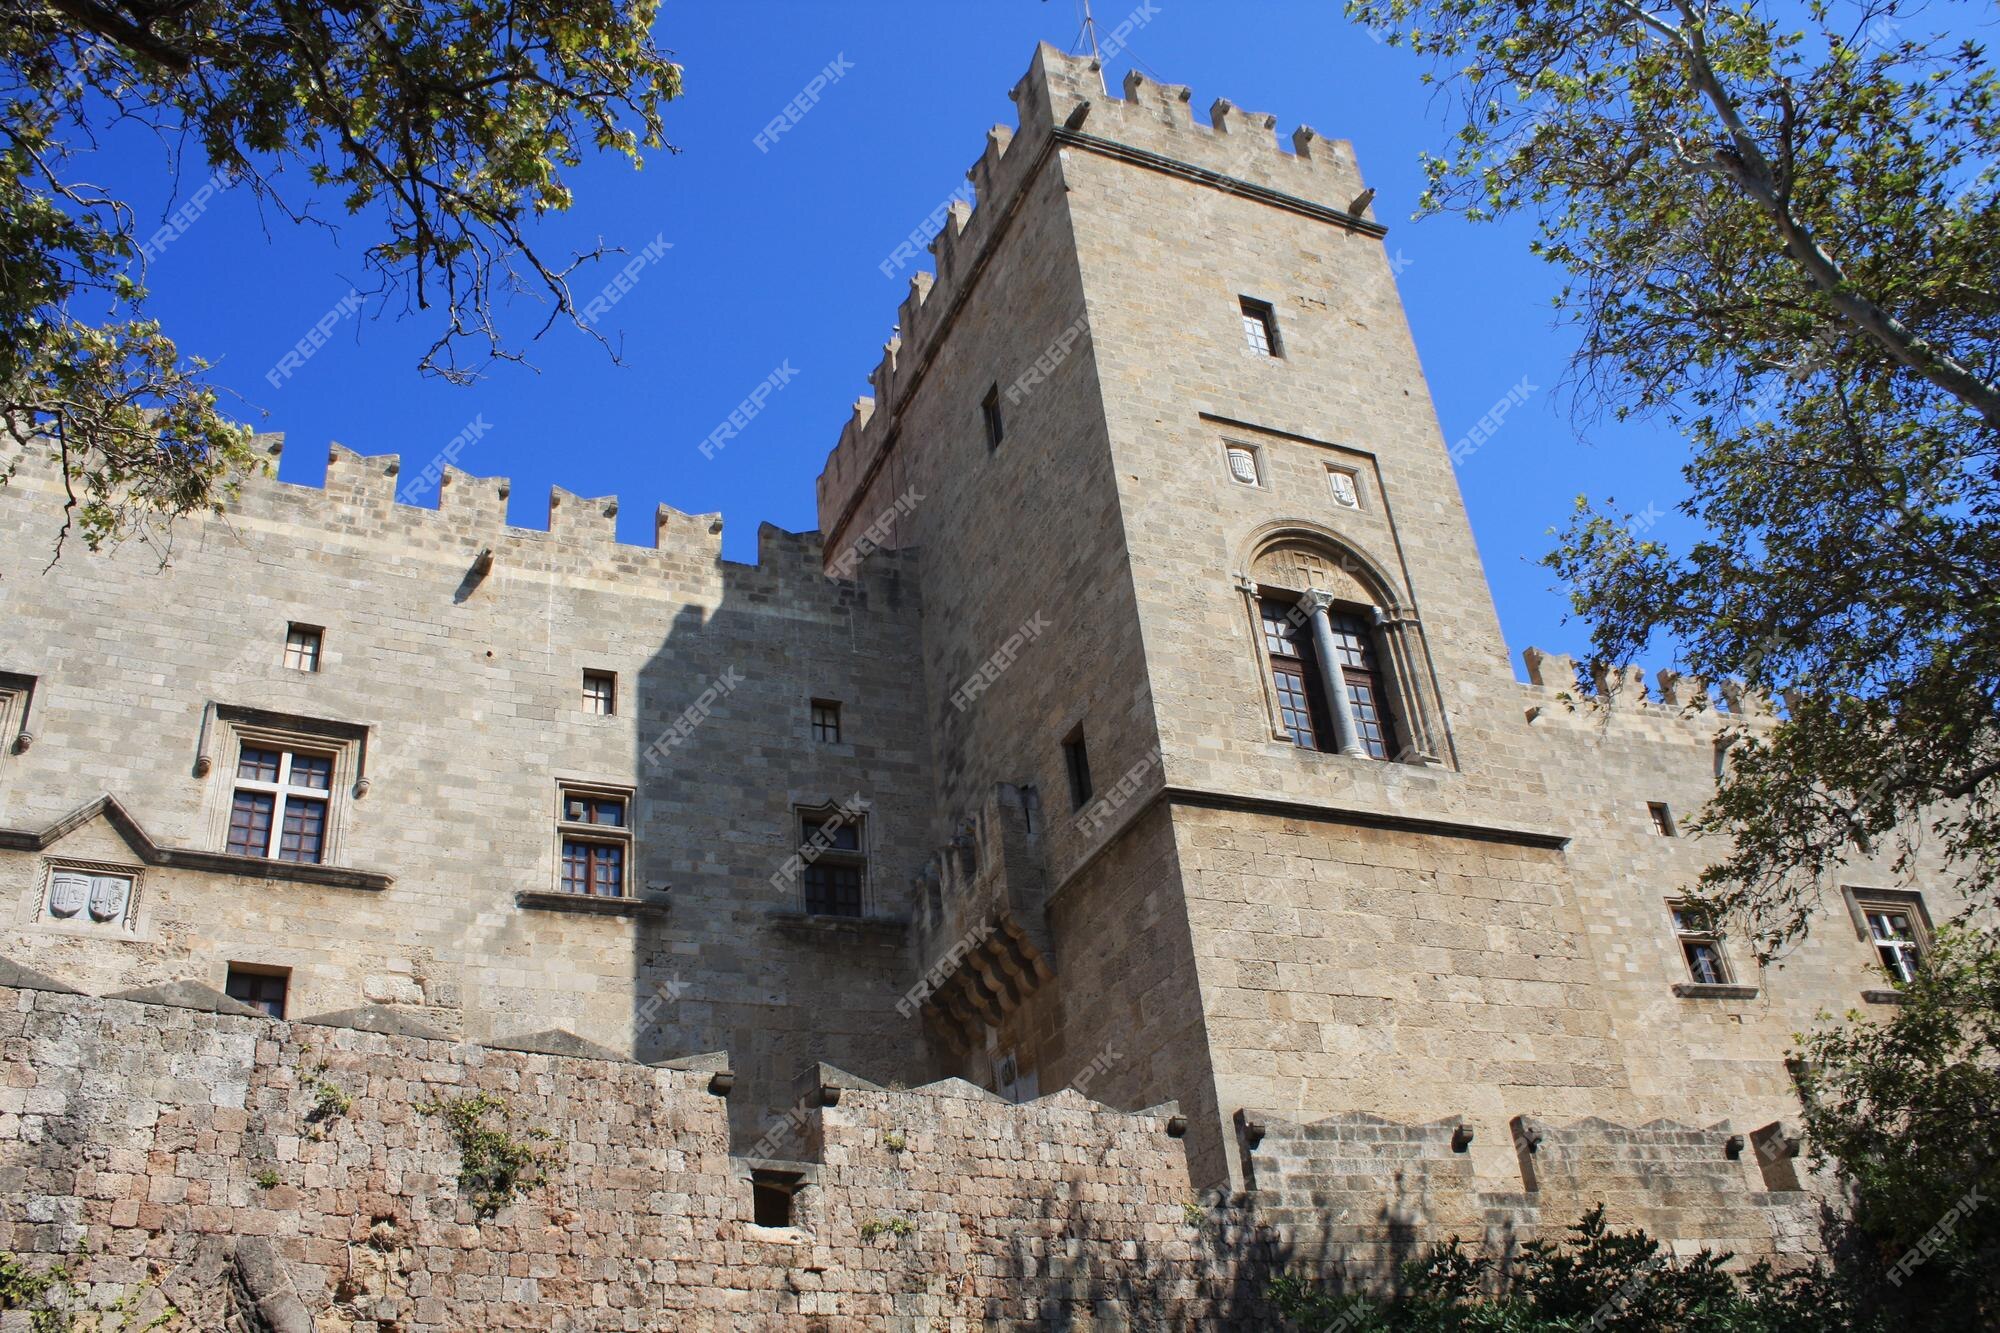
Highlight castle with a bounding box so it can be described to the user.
[0,44,1954,1329]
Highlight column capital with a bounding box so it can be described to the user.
[1300,588,1337,613]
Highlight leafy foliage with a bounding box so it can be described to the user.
[0,1251,180,1332]
[417,1090,556,1216]
[1,0,681,557]
[1267,1206,1880,1331]
[1344,0,2000,953]
[1793,925,2000,1325]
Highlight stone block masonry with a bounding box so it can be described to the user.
[0,979,1838,1327]
[0,36,1962,1321]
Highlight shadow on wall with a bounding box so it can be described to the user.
[624,525,935,1150]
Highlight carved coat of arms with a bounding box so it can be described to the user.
[47,873,88,918]
[88,875,130,922]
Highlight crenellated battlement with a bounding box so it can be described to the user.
[817,43,1375,547]
[1519,645,1777,730]
[2,430,915,600]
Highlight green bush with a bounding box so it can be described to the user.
[1267,1207,1880,1332]
[416,1091,555,1216]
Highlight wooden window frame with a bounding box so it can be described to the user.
[1670,901,1733,986]
[1322,608,1397,761]
[810,699,842,744]
[283,623,323,673]
[224,963,290,1018]
[795,803,867,917]
[582,670,618,716]
[203,710,365,867]
[1648,801,1677,836]
[1260,596,1332,752]
[1239,296,1281,357]
[1857,895,1928,984]
[228,742,336,864]
[556,782,634,897]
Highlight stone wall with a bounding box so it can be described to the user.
[0,977,1840,1329]
[0,980,1217,1330]
[0,441,936,1149]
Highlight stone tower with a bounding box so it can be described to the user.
[817,43,1935,1197]
[0,47,1949,1299]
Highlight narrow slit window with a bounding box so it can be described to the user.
[982,385,1005,450]
[1648,802,1677,836]
[1062,730,1093,810]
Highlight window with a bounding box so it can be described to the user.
[981,385,1004,450]
[1648,802,1677,836]
[1672,904,1732,985]
[225,965,289,1018]
[1863,903,1924,983]
[1261,597,1397,760]
[283,624,323,672]
[1239,297,1280,357]
[228,744,334,863]
[1327,466,1361,509]
[1262,598,1330,751]
[1324,611,1396,760]
[558,786,630,896]
[798,809,865,917]
[1225,445,1261,487]
[582,670,617,716]
[1062,729,1093,811]
[751,1169,802,1227]
[811,699,842,744]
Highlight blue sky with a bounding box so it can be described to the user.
[97,1,1714,672]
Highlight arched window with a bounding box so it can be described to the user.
[1258,592,1396,759]
[1242,534,1440,765]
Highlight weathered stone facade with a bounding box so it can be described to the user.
[0,42,1957,1327]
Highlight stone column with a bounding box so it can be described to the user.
[1302,590,1366,757]
[1375,609,1442,765]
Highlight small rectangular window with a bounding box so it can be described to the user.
[798,808,865,917]
[811,700,842,744]
[582,670,617,716]
[558,785,632,897]
[283,624,323,672]
[751,1169,802,1227]
[1062,730,1093,810]
[1648,802,1677,836]
[228,743,334,863]
[1240,297,1280,357]
[1861,902,1925,983]
[981,385,1005,450]
[1672,903,1732,985]
[225,965,289,1018]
